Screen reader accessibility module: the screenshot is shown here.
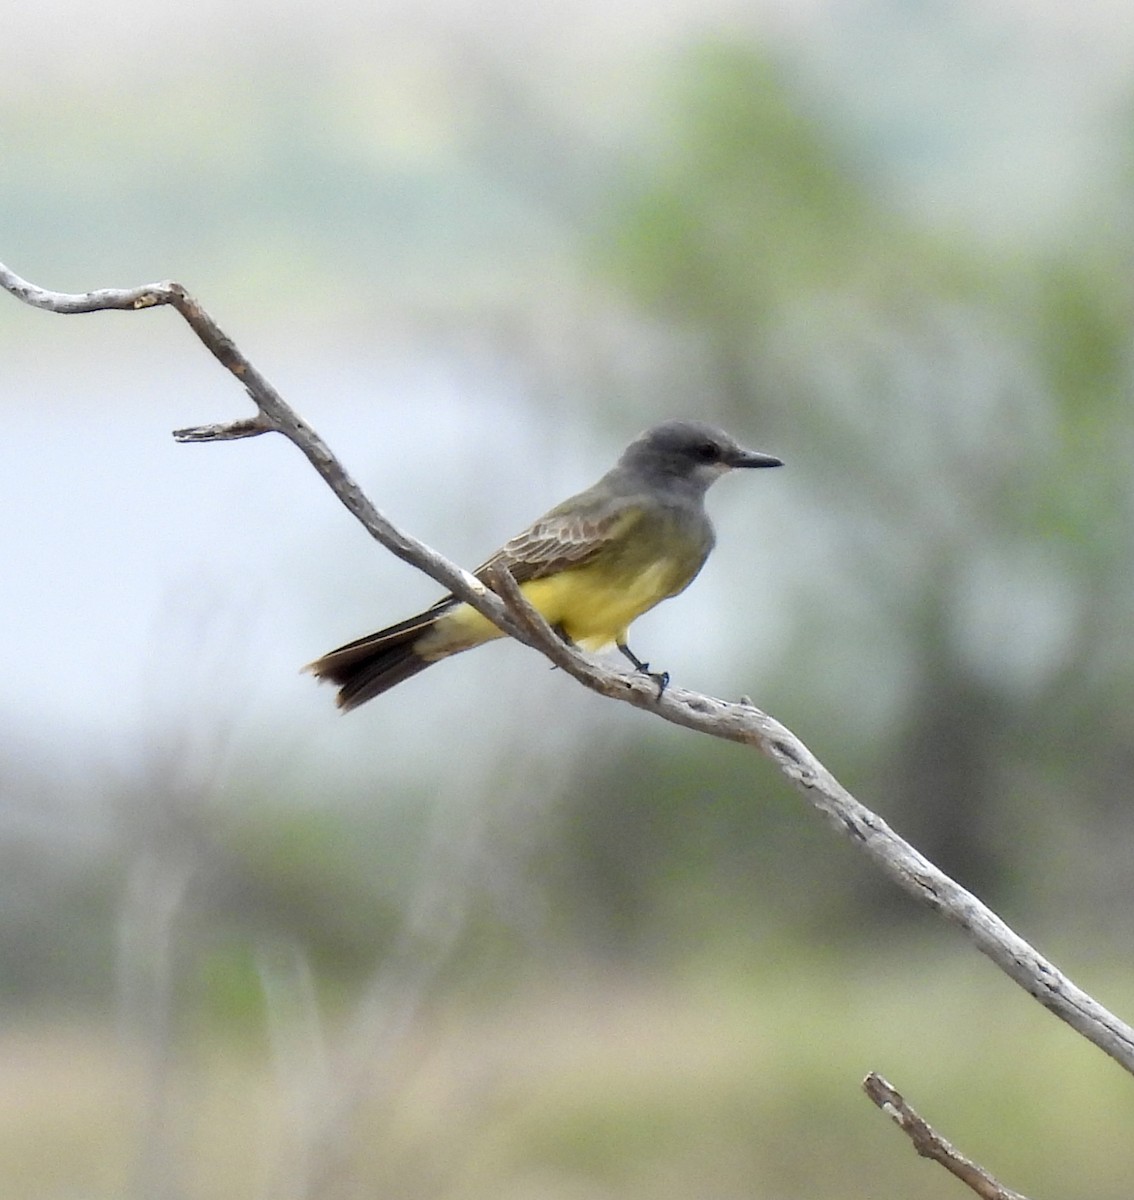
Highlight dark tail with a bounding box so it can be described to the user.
[305,611,441,711]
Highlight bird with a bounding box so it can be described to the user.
[306,419,782,710]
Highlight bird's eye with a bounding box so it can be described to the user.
[695,441,721,462]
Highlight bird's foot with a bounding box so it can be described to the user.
[645,668,670,698]
[627,659,670,698]
[616,641,669,698]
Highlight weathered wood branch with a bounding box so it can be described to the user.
[863,1073,1031,1200]
[0,262,529,643]
[4,259,1134,1082]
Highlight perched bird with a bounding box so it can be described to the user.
[307,419,782,710]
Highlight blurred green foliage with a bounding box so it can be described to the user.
[5,14,1134,1198]
[606,43,881,328]
[6,14,1134,1000]
[6,950,1134,1199]
[580,36,1134,925]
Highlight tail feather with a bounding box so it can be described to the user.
[306,611,440,711]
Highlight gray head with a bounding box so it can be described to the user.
[618,419,782,494]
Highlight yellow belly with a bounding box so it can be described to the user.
[520,560,683,649]
[419,556,695,659]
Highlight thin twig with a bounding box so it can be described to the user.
[0,262,529,643]
[5,260,1134,1080]
[863,1073,1031,1200]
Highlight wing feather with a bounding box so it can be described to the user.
[475,498,642,586]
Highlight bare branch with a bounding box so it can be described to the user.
[172,415,271,442]
[0,261,528,645]
[863,1074,1031,1200]
[6,260,1134,1080]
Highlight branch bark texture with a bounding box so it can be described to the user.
[4,259,1134,1080]
[863,1073,1031,1200]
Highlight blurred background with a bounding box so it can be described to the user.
[3,0,1134,1196]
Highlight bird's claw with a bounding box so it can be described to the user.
[616,644,668,698]
[642,667,669,698]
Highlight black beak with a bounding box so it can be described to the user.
[731,447,783,469]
